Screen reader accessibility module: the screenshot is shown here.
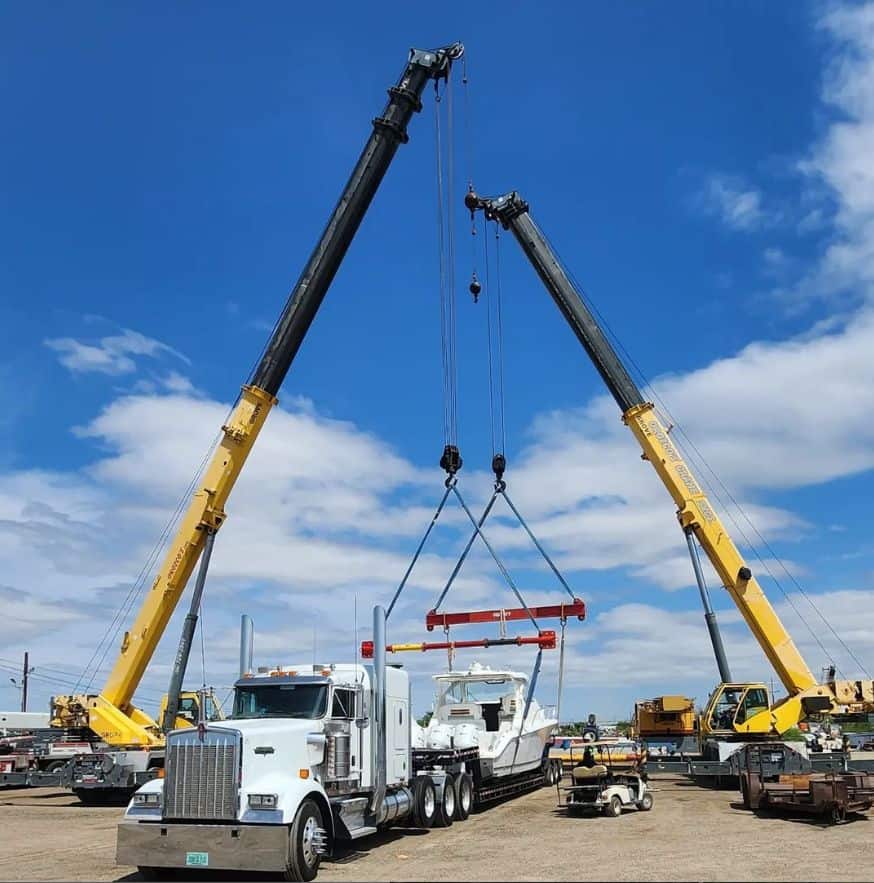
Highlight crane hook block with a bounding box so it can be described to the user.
[492,453,506,482]
[440,444,463,475]
[469,274,481,302]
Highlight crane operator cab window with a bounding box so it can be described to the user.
[177,695,199,724]
[708,687,745,731]
[735,687,769,725]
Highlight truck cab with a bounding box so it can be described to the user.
[117,662,418,881]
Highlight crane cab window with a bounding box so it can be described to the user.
[331,688,355,719]
[735,688,769,724]
[709,687,745,731]
[177,696,199,724]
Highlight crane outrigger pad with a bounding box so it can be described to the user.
[425,599,585,632]
[360,630,556,658]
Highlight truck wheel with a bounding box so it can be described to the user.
[284,798,324,882]
[454,773,473,821]
[43,760,67,774]
[604,795,623,818]
[411,775,437,828]
[740,778,750,809]
[638,792,653,812]
[433,776,456,827]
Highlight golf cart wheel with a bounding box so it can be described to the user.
[604,795,623,818]
[433,775,456,827]
[638,792,654,812]
[454,773,473,821]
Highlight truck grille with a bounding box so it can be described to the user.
[163,727,239,821]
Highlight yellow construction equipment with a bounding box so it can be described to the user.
[466,189,874,739]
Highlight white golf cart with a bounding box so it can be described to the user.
[557,738,653,818]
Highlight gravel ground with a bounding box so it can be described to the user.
[0,779,871,882]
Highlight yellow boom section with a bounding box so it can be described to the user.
[623,402,818,695]
[52,385,275,746]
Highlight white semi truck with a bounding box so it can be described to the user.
[117,607,555,880]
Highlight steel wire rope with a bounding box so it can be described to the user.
[494,226,508,455]
[434,85,451,447]
[482,213,497,456]
[446,72,459,445]
[535,218,866,677]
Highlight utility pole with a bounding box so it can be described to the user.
[11,652,34,712]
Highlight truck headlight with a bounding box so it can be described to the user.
[248,793,278,809]
[133,792,161,807]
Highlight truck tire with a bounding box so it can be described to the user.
[605,795,623,818]
[284,798,324,882]
[411,775,437,828]
[433,776,456,827]
[454,773,473,821]
[43,760,67,774]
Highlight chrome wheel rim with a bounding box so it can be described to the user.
[424,787,435,817]
[444,785,455,817]
[461,781,472,811]
[302,816,318,867]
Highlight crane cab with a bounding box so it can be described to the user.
[700,683,772,737]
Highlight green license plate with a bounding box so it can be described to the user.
[185,852,209,867]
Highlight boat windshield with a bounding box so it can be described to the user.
[441,678,512,704]
[231,683,328,720]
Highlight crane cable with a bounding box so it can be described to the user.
[540,224,869,680]
[434,80,461,462]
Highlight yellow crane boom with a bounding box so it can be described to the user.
[466,189,874,735]
[51,43,465,748]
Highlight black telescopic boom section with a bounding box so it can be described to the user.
[465,190,644,414]
[251,43,464,397]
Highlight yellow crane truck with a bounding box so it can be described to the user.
[465,189,874,774]
[49,41,464,802]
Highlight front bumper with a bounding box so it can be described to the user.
[117,820,289,872]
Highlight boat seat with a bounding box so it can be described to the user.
[572,764,608,782]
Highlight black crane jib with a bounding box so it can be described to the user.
[252,43,464,397]
[464,189,644,415]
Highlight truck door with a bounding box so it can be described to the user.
[388,697,409,784]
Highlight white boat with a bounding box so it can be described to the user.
[415,662,557,778]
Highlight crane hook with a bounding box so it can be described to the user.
[469,272,481,303]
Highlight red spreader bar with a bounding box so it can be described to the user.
[425,598,585,632]
[361,630,556,659]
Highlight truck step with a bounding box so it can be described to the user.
[346,825,378,840]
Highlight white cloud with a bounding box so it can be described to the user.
[698,173,767,231]
[44,328,189,376]
[787,2,874,305]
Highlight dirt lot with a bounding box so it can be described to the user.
[1,779,872,882]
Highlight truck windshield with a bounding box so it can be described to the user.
[231,684,328,720]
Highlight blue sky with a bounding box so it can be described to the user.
[2,2,874,721]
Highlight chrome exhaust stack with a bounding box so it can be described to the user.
[370,605,387,816]
[239,614,254,678]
